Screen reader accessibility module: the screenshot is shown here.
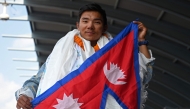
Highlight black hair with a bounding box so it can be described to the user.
[78,3,107,25]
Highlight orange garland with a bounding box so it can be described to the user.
[74,35,102,52]
[74,35,85,51]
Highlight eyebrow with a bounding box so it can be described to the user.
[94,18,103,21]
[81,18,89,20]
[81,17,102,21]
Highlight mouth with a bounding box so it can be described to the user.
[85,32,95,35]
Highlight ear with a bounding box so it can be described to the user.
[76,22,79,29]
[103,25,108,32]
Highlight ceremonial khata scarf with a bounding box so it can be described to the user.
[37,29,112,96]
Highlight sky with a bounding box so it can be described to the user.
[0,4,39,109]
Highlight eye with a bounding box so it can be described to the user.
[82,20,88,23]
[95,21,101,24]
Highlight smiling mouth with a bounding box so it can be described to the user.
[86,31,94,33]
[86,32,95,35]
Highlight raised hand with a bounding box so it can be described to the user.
[16,94,33,109]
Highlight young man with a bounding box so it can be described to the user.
[16,3,154,109]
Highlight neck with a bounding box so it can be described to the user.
[90,40,98,47]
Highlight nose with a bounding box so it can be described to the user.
[87,21,94,29]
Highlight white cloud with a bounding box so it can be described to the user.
[12,38,34,48]
[0,73,21,109]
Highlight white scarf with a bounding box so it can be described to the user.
[37,29,112,96]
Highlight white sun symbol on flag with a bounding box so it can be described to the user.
[103,62,127,85]
[53,93,83,109]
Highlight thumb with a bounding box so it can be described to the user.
[29,97,33,101]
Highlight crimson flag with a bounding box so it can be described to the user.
[32,22,141,109]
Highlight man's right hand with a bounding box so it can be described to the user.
[16,94,33,109]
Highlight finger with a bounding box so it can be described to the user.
[17,101,25,109]
[17,96,32,109]
[138,24,147,30]
[16,103,21,109]
[23,107,30,109]
[17,99,32,109]
[20,95,32,106]
[138,25,144,29]
[28,97,33,102]
[133,21,144,29]
[133,21,142,24]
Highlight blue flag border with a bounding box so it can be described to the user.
[32,22,141,109]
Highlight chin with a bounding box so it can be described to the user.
[82,36,95,41]
[86,38,95,41]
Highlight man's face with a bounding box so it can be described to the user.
[77,11,107,42]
